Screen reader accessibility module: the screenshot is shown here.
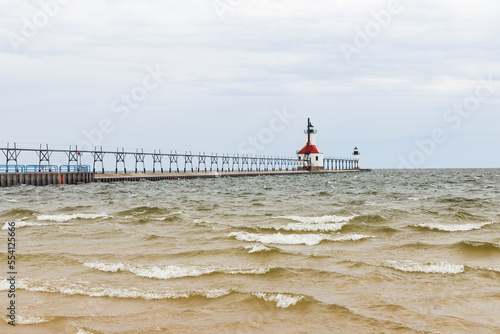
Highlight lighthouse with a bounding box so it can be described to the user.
[353,146,360,169]
[297,118,324,171]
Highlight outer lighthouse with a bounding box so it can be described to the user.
[353,146,360,169]
[297,118,324,171]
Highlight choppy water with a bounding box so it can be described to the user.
[1,169,499,333]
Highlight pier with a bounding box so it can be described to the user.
[94,169,371,183]
[0,142,368,187]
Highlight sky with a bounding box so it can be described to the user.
[1,0,499,169]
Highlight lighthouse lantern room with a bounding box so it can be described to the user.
[297,118,324,171]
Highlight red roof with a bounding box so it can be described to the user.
[298,141,323,154]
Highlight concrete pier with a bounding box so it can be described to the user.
[0,169,372,187]
[0,172,95,187]
[95,169,372,183]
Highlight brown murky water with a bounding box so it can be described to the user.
[1,169,499,333]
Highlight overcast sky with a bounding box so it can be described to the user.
[1,0,499,168]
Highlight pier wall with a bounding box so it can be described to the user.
[0,169,372,187]
[0,172,94,187]
[95,169,372,183]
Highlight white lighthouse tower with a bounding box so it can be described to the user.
[353,146,360,169]
[297,118,324,171]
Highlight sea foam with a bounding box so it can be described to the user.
[230,231,372,245]
[4,199,19,203]
[416,222,494,232]
[36,213,109,222]
[0,279,10,291]
[77,329,94,334]
[253,292,304,308]
[16,278,231,300]
[1,221,75,230]
[276,215,355,224]
[83,262,273,279]
[16,316,51,325]
[385,260,464,274]
[244,244,272,253]
[260,222,347,232]
[261,215,354,232]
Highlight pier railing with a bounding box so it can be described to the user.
[0,143,357,173]
[0,165,26,173]
[59,165,91,173]
[0,165,90,173]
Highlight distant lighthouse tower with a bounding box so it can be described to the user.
[297,118,324,171]
[353,146,360,169]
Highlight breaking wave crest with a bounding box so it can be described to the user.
[260,222,347,232]
[385,261,464,274]
[83,262,274,279]
[1,278,318,311]
[8,278,231,300]
[415,222,494,232]
[229,231,373,245]
[244,244,272,253]
[15,316,51,325]
[453,241,500,254]
[256,215,355,232]
[36,213,109,222]
[275,215,356,224]
[116,206,171,216]
[0,208,36,217]
[252,292,304,308]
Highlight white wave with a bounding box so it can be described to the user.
[416,222,494,232]
[84,262,210,279]
[482,267,500,273]
[77,329,94,334]
[150,212,183,221]
[193,219,211,224]
[17,278,231,300]
[129,265,213,279]
[36,213,109,222]
[230,232,372,246]
[84,262,125,273]
[203,289,233,298]
[244,244,271,253]
[260,222,347,232]
[385,261,464,274]
[16,316,51,325]
[225,267,273,275]
[83,262,273,279]
[275,215,355,224]
[253,292,304,308]
[1,221,72,230]
[4,199,19,203]
[0,279,10,291]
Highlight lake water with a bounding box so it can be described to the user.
[1,169,499,333]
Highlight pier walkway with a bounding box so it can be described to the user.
[94,169,372,183]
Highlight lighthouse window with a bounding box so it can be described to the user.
[316,156,319,161]
[298,157,301,160]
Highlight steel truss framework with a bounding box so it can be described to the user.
[0,143,357,174]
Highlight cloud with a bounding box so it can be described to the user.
[0,0,499,168]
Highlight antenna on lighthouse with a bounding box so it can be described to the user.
[307,118,311,143]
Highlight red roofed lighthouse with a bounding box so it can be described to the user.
[297,118,324,171]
